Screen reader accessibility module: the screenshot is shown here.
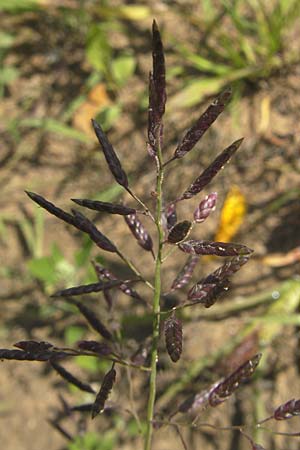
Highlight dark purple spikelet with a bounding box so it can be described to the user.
[92,119,128,188]
[152,20,166,118]
[71,198,136,216]
[211,255,250,278]
[50,360,95,394]
[124,213,153,253]
[92,262,112,280]
[208,353,262,406]
[188,278,230,308]
[92,261,143,302]
[173,89,232,161]
[91,365,116,419]
[77,340,112,356]
[93,263,115,308]
[70,403,94,413]
[148,20,166,157]
[14,340,53,352]
[221,331,259,375]
[188,256,250,307]
[170,255,199,292]
[25,191,118,253]
[167,220,193,244]
[72,300,113,341]
[165,203,177,230]
[147,73,158,158]
[25,191,76,226]
[71,209,117,253]
[178,138,243,201]
[178,239,253,257]
[0,348,68,361]
[164,311,183,363]
[51,280,124,298]
[193,192,218,223]
[273,398,300,420]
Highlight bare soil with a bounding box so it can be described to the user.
[1,6,300,450]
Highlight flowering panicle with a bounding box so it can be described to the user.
[7,19,292,450]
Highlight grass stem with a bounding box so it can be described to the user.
[144,132,164,450]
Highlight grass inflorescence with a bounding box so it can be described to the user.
[1,20,299,450]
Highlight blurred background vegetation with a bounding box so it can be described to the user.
[1,1,300,450]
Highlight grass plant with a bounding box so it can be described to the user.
[1,20,299,450]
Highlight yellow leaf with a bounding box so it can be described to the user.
[215,185,246,243]
[119,5,151,20]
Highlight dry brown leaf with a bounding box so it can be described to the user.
[73,83,111,136]
[261,247,300,267]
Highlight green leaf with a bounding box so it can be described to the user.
[111,55,136,86]
[50,242,64,264]
[0,32,15,48]
[86,25,111,74]
[92,184,124,202]
[0,66,19,85]
[169,78,227,108]
[74,355,99,373]
[169,65,262,108]
[202,0,218,20]
[55,259,76,282]
[64,325,85,346]
[0,216,7,241]
[68,431,116,450]
[95,104,121,131]
[177,46,229,75]
[127,418,147,436]
[27,256,58,285]
[256,279,300,343]
[19,118,90,142]
[0,0,41,12]
[74,236,93,268]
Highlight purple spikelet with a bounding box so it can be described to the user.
[193,192,218,223]
[164,311,183,363]
[209,353,262,406]
[173,89,232,161]
[178,138,243,201]
[178,240,253,257]
[91,365,116,419]
[188,256,250,307]
[274,398,300,420]
[170,256,199,292]
[124,213,154,254]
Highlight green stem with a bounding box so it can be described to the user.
[126,187,155,222]
[144,142,164,450]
